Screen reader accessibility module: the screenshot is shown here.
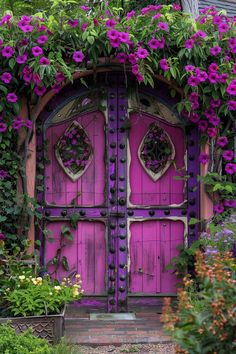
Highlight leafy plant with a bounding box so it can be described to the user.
[3,273,83,317]
[162,251,236,354]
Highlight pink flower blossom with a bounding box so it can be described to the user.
[198,120,208,132]
[225,163,236,175]
[19,24,33,33]
[159,59,169,71]
[136,73,144,82]
[16,54,28,64]
[12,120,22,130]
[214,204,224,214]
[195,30,207,39]
[207,127,217,137]
[199,153,209,164]
[195,69,208,82]
[189,92,199,103]
[52,83,61,93]
[80,5,90,11]
[185,39,194,49]
[208,72,219,84]
[110,38,121,48]
[158,22,169,31]
[33,73,41,85]
[223,150,234,161]
[6,93,18,103]
[185,65,195,72]
[0,122,7,132]
[137,47,148,59]
[219,73,228,84]
[81,23,88,31]
[119,32,129,43]
[217,136,228,147]
[232,63,236,74]
[129,54,137,65]
[126,11,135,20]
[55,72,65,82]
[25,120,32,129]
[153,14,161,20]
[72,51,85,63]
[107,29,119,40]
[189,112,200,123]
[93,19,99,27]
[68,19,78,28]
[37,35,48,44]
[188,76,199,87]
[1,46,14,58]
[208,63,218,72]
[212,16,222,25]
[106,19,117,28]
[227,100,236,110]
[39,57,50,65]
[1,72,12,84]
[208,115,220,126]
[210,99,221,108]
[117,53,127,63]
[0,14,12,26]
[34,86,46,96]
[173,4,181,11]
[224,200,236,208]
[226,82,236,96]
[32,46,43,57]
[131,64,139,75]
[218,23,229,33]
[210,46,221,56]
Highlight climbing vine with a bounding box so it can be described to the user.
[0,1,235,252]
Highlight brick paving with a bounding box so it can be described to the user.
[65,308,172,346]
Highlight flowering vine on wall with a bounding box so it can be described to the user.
[0,1,235,251]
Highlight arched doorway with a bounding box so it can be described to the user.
[37,72,200,312]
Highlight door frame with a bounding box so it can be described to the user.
[36,72,200,313]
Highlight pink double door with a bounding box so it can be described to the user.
[39,75,195,312]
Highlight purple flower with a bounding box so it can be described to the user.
[218,23,229,33]
[52,83,61,93]
[0,170,8,179]
[153,14,161,20]
[80,5,90,11]
[225,163,236,175]
[19,24,33,33]
[214,204,224,214]
[81,23,88,31]
[117,52,127,63]
[126,11,135,20]
[158,22,169,31]
[1,46,14,58]
[16,54,28,64]
[207,127,217,138]
[37,35,48,44]
[39,57,50,65]
[210,99,221,108]
[173,4,181,10]
[12,120,22,130]
[6,93,18,103]
[32,46,43,57]
[119,32,129,43]
[0,233,5,240]
[223,150,234,161]
[106,19,116,28]
[224,200,236,208]
[72,51,85,63]
[226,83,236,96]
[136,73,144,82]
[219,73,228,84]
[185,39,194,49]
[208,63,218,72]
[23,73,32,83]
[68,19,78,28]
[195,30,207,39]
[185,65,195,72]
[208,115,220,126]
[34,86,46,96]
[55,72,65,82]
[1,72,12,84]
[0,122,7,132]
[107,29,119,40]
[208,72,219,84]
[198,120,208,132]
[137,47,148,59]
[25,120,32,129]
[198,153,209,164]
[195,69,208,82]
[227,100,236,111]
[188,76,199,87]
[217,136,228,148]
[0,14,11,26]
[148,38,160,50]
[110,38,120,48]
[210,46,221,56]
[33,73,41,85]
[131,64,139,75]
[159,59,169,71]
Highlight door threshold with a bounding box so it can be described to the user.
[90,313,136,320]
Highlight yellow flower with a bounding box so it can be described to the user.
[19,275,26,281]
[54,286,61,292]
[75,274,80,279]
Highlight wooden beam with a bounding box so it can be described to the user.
[181,0,199,18]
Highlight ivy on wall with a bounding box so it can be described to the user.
[0,1,235,252]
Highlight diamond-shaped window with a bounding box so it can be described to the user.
[138,123,175,181]
[55,121,93,181]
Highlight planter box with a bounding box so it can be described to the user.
[0,307,65,344]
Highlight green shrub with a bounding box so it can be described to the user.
[0,324,51,354]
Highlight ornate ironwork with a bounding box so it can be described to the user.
[55,121,93,181]
[138,122,175,181]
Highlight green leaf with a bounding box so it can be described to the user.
[62,256,69,271]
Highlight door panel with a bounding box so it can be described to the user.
[129,220,184,294]
[129,112,186,206]
[45,221,106,295]
[45,111,106,206]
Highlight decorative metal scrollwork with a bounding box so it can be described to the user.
[55,121,93,181]
[138,122,175,181]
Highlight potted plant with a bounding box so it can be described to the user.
[0,244,83,344]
